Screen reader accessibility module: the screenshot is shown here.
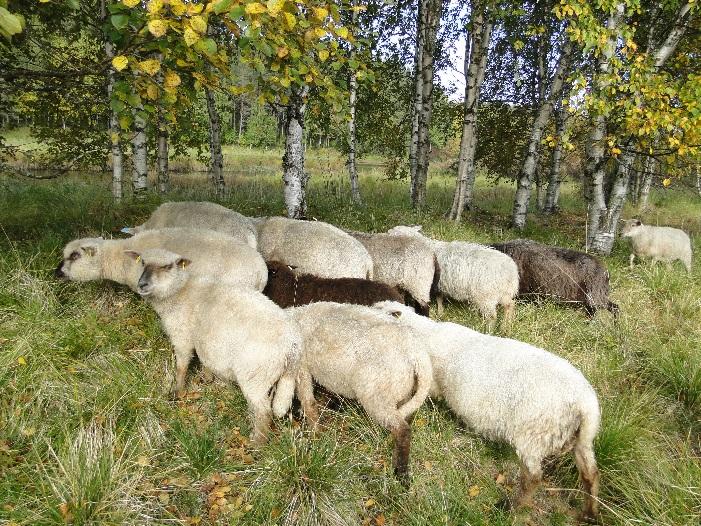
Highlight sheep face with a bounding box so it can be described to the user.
[55,238,104,281]
[128,249,191,299]
[621,219,643,238]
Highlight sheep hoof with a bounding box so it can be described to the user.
[495,496,512,512]
[169,388,185,401]
[579,511,599,525]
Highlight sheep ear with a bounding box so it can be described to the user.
[634,219,642,226]
[412,225,423,232]
[176,258,191,269]
[81,245,98,257]
[124,250,142,262]
[389,310,403,318]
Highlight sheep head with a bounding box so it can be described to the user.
[55,237,105,281]
[127,248,191,299]
[621,219,643,237]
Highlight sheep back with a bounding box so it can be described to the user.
[622,221,692,270]
[256,217,373,279]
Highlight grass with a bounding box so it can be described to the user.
[1,154,700,525]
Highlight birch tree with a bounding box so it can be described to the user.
[101,0,123,200]
[282,87,309,218]
[448,2,492,221]
[205,86,225,197]
[543,102,568,213]
[131,108,148,197]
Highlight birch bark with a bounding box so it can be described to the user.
[544,104,567,214]
[101,0,123,200]
[131,108,148,197]
[283,87,310,219]
[205,86,225,197]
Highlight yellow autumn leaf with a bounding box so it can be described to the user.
[112,55,129,71]
[190,15,207,33]
[318,49,329,61]
[164,71,181,88]
[188,3,204,15]
[148,19,168,37]
[314,27,326,38]
[147,0,163,14]
[364,499,376,508]
[611,147,622,155]
[139,58,161,75]
[122,0,140,8]
[267,0,285,17]
[312,7,328,20]
[17,356,27,366]
[279,76,291,88]
[663,178,672,187]
[184,26,200,46]
[245,2,266,15]
[170,0,186,16]
[468,485,481,498]
[335,26,349,39]
[283,12,296,29]
[277,46,289,58]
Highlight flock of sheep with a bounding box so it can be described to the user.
[54,201,693,522]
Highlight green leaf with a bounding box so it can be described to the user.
[195,37,217,56]
[66,0,80,9]
[111,14,129,30]
[126,92,142,108]
[0,7,22,36]
[107,3,127,14]
[213,0,233,14]
[229,5,245,18]
[110,98,126,113]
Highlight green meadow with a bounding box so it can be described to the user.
[1,154,699,525]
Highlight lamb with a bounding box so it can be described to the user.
[287,302,432,482]
[373,301,601,521]
[348,231,437,316]
[621,219,692,272]
[256,216,373,279]
[490,239,618,317]
[55,227,268,292]
[129,248,301,445]
[263,261,406,309]
[126,201,258,249]
[387,225,518,328]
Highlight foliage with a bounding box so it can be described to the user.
[241,104,278,148]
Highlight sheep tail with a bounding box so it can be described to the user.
[430,254,441,300]
[271,343,301,418]
[397,350,432,420]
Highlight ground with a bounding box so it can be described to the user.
[0,150,700,525]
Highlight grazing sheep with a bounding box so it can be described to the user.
[621,219,692,272]
[387,225,518,328]
[490,239,618,317]
[263,261,406,309]
[126,201,258,249]
[55,228,267,292]
[129,248,301,445]
[256,216,373,279]
[374,301,601,521]
[288,302,432,482]
[348,231,437,316]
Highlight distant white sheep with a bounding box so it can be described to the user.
[56,228,267,291]
[288,301,432,482]
[127,201,258,249]
[374,301,601,521]
[621,219,692,272]
[129,248,301,445]
[387,225,518,328]
[348,231,437,316]
[256,217,373,279]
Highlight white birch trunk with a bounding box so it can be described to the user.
[205,86,225,197]
[101,0,123,200]
[409,0,424,192]
[347,60,361,204]
[283,87,309,219]
[131,109,148,197]
[544,105,567,213]
[638,156,654,209]
[411,0,443,208]
[511,38,573,229]
[157,127,169,194]
[449,6,492,221]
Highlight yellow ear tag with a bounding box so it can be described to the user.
[180,261,186,269]
[136,255,141,263]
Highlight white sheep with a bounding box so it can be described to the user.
[348,231,437,316]
[387,225,518,328]
[256,216,373,279]
[126,201,258,249]
[373,301,601,521]
[56,228,267,292]
[621,219,692,272]
[129,248,301,445]
[287,301,433,482]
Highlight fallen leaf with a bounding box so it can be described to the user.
[375,514,386,526]
[495,473,506,485]
[58,502,73,523]
[423,460,433,470]
[364,498,376,508]
[468,485,481,498]
[17,356,27,366]
[158,492,170,504]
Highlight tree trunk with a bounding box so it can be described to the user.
[449,5,492,221]
[696,165,701,198]
[131,109,149,197]
[638,156,654,209]
[347,46,361,204]
[283,87,310,219]
[101,0,123,200]
[544,104,567,213]
[408,0,424,193]
[411,0,443,208]
[205,86,225,197]
[511,38,573,229]
[157,127,169,193]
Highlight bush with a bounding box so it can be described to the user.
[241,106,278,149]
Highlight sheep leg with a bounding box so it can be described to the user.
[436,293,444,317]
[480,303,498,332]
[172,347,195,399]
[515,459,542,510]
[239,382,273,447]
[501,300,515,329]
[390,419,412,486]
[574,444,600,523]
[296,369,320,426]
[628,253,635,269]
